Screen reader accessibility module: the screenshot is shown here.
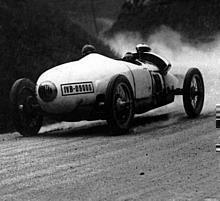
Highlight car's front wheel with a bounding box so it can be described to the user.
[183,68,204,117]
[105,75,134,134]
[10,78,43,136]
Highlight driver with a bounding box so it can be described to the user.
[136,43,151,61]
[122,52,135,62]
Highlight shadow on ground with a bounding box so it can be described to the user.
[35,111,213,139]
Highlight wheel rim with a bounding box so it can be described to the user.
[189,75,203,109]
[112,83,133,126]
[16,87,41,131]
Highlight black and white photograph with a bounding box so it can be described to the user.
[0,0,219,200]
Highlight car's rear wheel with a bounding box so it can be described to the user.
[10,78,42,136]
[105,75,134,134]
[183,68,204,117]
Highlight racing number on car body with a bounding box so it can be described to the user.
[61,82,94,96]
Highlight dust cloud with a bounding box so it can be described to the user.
[105,26,220,112]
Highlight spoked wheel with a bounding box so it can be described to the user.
[183,68,204,117]
[10,78,42,136]
[105,75,134,134]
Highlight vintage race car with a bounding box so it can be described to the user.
[10,44,204,136]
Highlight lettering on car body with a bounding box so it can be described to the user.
[61,82,94,96]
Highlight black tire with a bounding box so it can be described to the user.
[10,78,42,136]
[105,75,134,134]
[183,68,204,117]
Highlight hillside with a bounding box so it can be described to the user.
[47,0,125,35]
[0,0,115,132]
[108,0,220,43]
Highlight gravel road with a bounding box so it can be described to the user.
[0,108,219,201]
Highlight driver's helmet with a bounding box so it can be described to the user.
[136,44,151,53]
[122,52,135,61]
[81,44,96,56]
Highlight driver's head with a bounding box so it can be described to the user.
[123,52,134,61]
[81,44,96,57]
[136,44,151,53]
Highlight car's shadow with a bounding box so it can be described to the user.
[37,113,171,138]
[37,111,214,138]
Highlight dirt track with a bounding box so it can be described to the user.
[0,108,219,201]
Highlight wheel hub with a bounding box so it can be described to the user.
[18,104,24,111]
[114,84,132,124]
[190,76,201,109]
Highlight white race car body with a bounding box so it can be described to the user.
[10,44,204,136]
[36,53,178,121]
